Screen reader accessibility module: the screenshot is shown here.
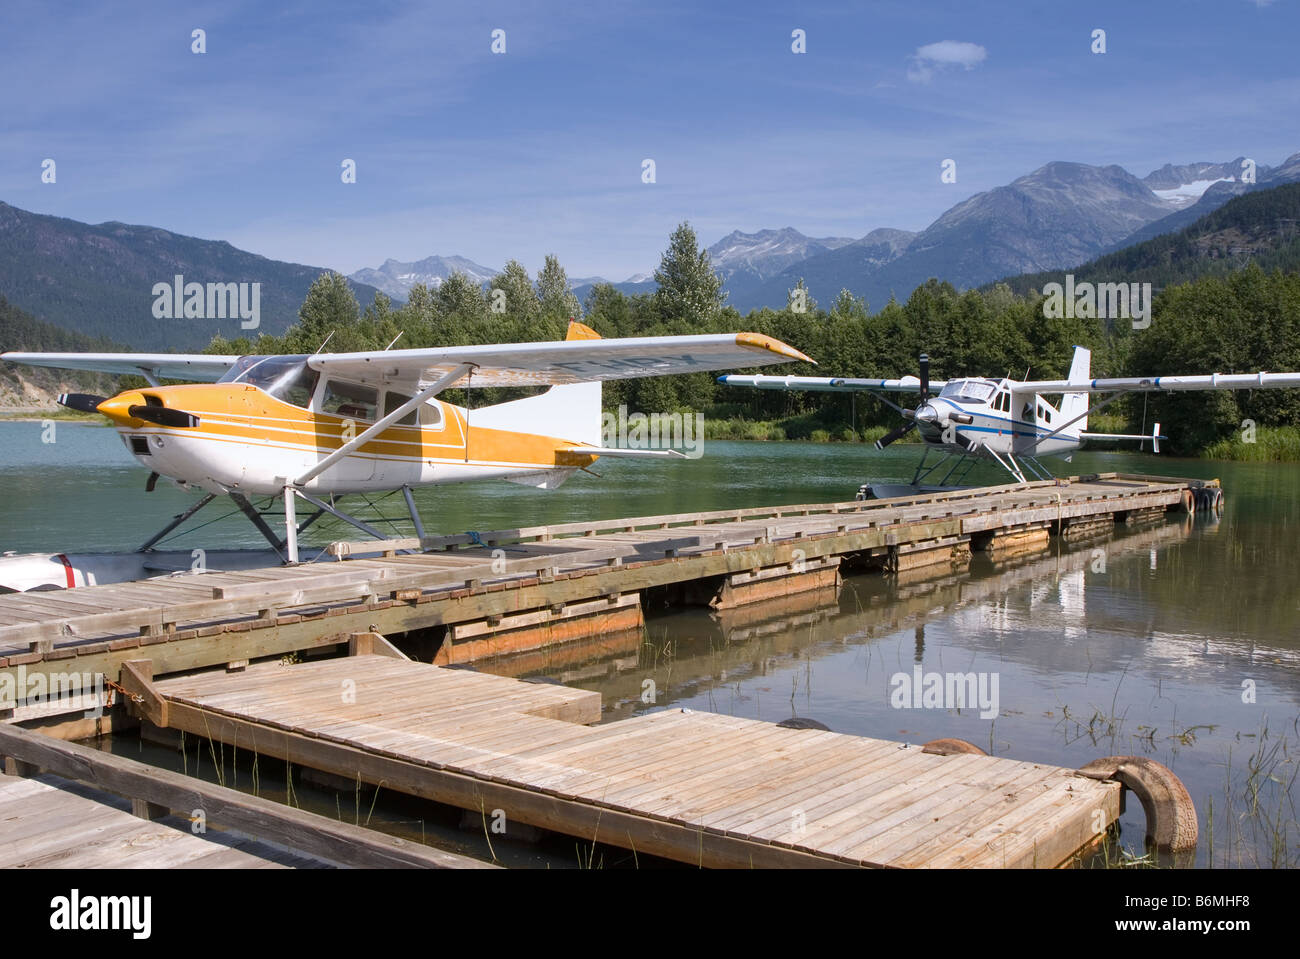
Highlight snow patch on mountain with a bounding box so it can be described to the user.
[349,255,499,299]
[1152,178,1235,208]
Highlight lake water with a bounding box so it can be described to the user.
[1,420,1296,867]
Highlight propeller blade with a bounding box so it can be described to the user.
[128,405,200,429]
[57,393,108,414]
[874,421,916,450]
[919,354,930,403]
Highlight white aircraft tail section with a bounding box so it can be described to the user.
[467,321,603,447]
[471,381,603,447]
[1059,346,1091,433]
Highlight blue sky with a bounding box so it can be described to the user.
[2,0,1297,281]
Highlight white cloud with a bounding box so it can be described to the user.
[907,40,988,84]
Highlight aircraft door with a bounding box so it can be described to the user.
[316,379,378,486]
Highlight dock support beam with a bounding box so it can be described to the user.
[711,556,842,608]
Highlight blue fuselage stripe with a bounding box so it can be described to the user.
[930,397,1055,438]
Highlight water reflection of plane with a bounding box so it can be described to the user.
[506,516,1199,718]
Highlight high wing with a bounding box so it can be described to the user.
[0,352,238,382]
[1021,372,1300,393]
[309,333,813,390]
[718,374,947,393]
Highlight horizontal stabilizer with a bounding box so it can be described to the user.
[559,446,688,459]
[1081,422,1165,453]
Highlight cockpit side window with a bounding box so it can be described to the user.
[322,380,378,422]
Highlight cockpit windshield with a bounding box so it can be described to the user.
[217,355,318,409]
[938,379,995,403]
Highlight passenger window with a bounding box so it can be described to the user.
[384,391,417,426]
[420,401,444,429]
[322,381,377,422]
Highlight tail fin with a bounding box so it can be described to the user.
[565,320,600,341]
[468,320,603,446]
[1060,346,1090,432]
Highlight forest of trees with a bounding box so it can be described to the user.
[197,222,1300,455]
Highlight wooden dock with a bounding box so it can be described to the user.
[0,472,1213,725]
[0,772,332,869]
[126,654,1124,868]
[0,721,494,869]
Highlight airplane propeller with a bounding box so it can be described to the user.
[56,393,108,414]
[874,419,916,450]
[874,353,929,450]
[874,352,978,451]
[56,392,200,428]
[127,405,201,429]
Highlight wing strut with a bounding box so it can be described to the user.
[294,363,476,488]
[284,363,475,562]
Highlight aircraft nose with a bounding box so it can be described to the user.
[915,404,940,425]
[95,391,147,426]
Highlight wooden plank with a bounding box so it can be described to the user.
[0,594,128,618]
[121,659,168,727]
[711,740,948,838]
[593,723,833,813]
[919,772,1114,868]
[707,740,937,836]
[955,775,1120,869]
[0,723,493,869]
[518,716,783,798]
[860,760,1054,864]
[794,751,1003,855]
[635,731,888,823]
[802,753,996,858]
[160,699,854,868]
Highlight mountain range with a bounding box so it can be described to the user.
[724,155,1298,312]
[2,151,1297,351]
[0,202,384,350]
[351,153,1296,314]
[348,255,499,300]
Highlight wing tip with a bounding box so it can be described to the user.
[734,333,814,365]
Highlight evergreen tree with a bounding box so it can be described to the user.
[652,222,726,331]
[292,271,361,352]
[434,271,489,343]
[488,260,540,323]
[536,254,582,322]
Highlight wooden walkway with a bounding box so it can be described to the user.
[0,772,331,868]
[0,720,494,869]
[145,655,1121,868]
[0,473,1207,716]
